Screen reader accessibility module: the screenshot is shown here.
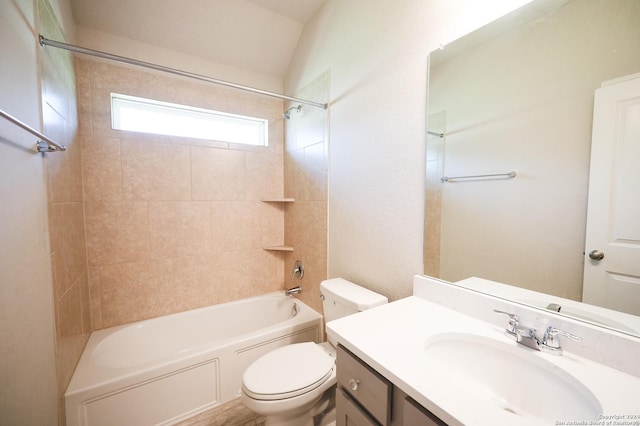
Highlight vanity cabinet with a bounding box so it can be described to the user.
[336,345,446,426]
[337,344,391,425]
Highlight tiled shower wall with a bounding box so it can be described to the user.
[283,72,330,314]
[77,59,287,329]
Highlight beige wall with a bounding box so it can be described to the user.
[430,0,640,300]
[78,59,287,328]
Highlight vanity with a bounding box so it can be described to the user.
[327,276,640,426]
[336,344,445,425]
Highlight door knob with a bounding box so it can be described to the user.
[588,250,605,260]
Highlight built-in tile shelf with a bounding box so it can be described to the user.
[262,199,294,252]
[263,245,294,252]
[261,198,295,203]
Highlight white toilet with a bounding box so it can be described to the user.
[241,278,388,426]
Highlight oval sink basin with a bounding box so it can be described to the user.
[423,333,602,423]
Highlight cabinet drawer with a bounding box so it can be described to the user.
[404,397,447,426]
[336,388,378,426]
[337,345,391,425]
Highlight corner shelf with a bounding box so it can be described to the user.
[261,198,295,203]
[262,198,294,252]
[263,245,294,252]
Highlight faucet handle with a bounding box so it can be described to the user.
[493,309,519,338]
[292,260,304,280]
[542,326,582,354]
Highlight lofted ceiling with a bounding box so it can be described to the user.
[69,0,326,79]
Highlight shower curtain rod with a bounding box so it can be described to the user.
[39,36,328,110]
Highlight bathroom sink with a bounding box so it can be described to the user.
[423,333,602,423]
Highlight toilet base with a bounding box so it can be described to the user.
[312,388,336,426]
[253,385,336,426]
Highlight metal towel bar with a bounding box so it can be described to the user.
[0,107,66,152]
[441,171,516,182]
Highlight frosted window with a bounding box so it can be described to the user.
[111,93,268,146]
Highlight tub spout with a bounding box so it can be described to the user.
[285,286,301,296]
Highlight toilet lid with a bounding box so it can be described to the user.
[242,342,335,400]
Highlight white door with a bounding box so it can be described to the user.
[582,74,640,316]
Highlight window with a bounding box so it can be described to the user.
[111,93,268,146]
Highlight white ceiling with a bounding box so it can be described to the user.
[69,0,326,79]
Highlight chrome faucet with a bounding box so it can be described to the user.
[285,286,302,296]
[493,309,581,355]
[494,309,542,350]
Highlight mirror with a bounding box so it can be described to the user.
[424,0,640,336]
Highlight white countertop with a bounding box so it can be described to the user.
[327,296,640,426]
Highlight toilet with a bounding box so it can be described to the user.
[241,278,388,426]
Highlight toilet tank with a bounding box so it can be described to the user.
[320,278,388,323]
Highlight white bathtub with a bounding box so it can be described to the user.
[65,292,323,426]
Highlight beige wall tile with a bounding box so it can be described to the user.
[88,265,102,330]
[149,201,211,259]
[45,119,83,203]
[99,259,175,327]
[303,142,328,201]
[85,201,149,265]
[56,278,82,340]
[211,201,264,251]
[79,272,92,336]
[246,151,283,200]
[100,256,231,327]
[82,136,123,201]
[295,105,326,150]
[49,202,87,291]
[192,147,246,200]
[259,202,285,248]
[55,276,90,400]
[166,79,230,114]
[171,256,222,309]
[122,139,191,201]
[285,202,327,260]
[75,59,93,141]
[284,150,305,200]
[215,249,283,301]
[78,59,292,328]
[282,73,329,321]
[50,251,65,302]
[285,253,326,314]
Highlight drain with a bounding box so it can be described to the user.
[503,407,518,415]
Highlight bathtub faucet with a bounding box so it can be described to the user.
[285,286,302,296]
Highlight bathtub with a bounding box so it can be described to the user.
[65,292,323,426]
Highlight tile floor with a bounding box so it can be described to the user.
[175,398,265,426]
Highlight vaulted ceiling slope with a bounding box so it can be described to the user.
[69,0,326,79]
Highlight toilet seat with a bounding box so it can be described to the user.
[242,342,335,401]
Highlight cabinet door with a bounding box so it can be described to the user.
[337,388,379,426]
[403,397,447,426]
